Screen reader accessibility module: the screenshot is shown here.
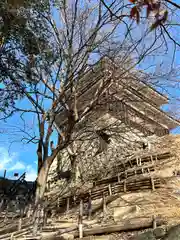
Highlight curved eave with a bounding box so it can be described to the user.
[111,83,179,131]
[125,100,180,130]
[103,56,169,106]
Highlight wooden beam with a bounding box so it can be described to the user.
[73,217,166,238]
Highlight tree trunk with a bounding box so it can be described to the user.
[33,161,51,235]
[35,163,50,205]
[33,204,40,236]
[33,136,74,232]
[35,145,65,205]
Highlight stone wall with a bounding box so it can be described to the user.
[47,111,159,196]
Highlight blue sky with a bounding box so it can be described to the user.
[0,1,179,181]
[0,112,38,181]
[0,93,59,181]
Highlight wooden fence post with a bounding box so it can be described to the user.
[117,174,120,183]
[88,191,92,220]
[47,181,50,192]
[10,232,14,240]
[66,197,70,214]
[139,157,142,166]
[79,199,83,238]
[125,171,127,179]
[150,155,154,165]
[27,204,32,218]
[40,207,44,228]
[103,193,107,218]
[33,204,40,236]
[43,209,48,227]
[18,218,22,231]
[124,180,127,192]
[4,206,8,223]
[153,215,157,229]
[108,184,112,196]
[151,176,155,191]
[136,157,139,166]
[0,199,3,212]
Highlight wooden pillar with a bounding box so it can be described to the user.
[78,199,83,238]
